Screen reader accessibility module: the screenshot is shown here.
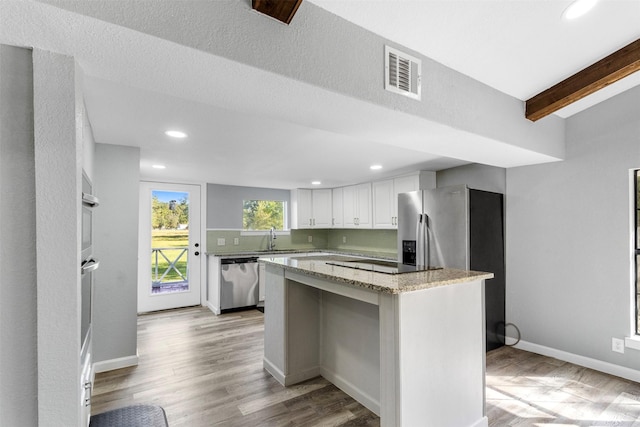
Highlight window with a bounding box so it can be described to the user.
[635,171,640,334]
[243,200,286,231]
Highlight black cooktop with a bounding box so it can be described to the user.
[325,259,441,275]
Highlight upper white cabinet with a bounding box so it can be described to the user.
[372,179,395,229]
[291,171,435,230]
[343,183,372,228]
[291,188,332,229]
[373,175,420,229]
[332,187,344,228]
[312,189,332,227]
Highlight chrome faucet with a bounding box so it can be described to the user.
[267,227,277,251]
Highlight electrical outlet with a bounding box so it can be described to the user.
[217,238,226,246]
[234,237,239,245]
[342,236,347,244]
[612,337,625,354]
[308,235,313,243]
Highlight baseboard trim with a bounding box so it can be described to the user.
[320,367,380,417]
[284,366,321,387]
[206,301,220,315]
[470,416,488,427]
[93,354,139,373]
[513,339,640,383]
[263,358,286,385]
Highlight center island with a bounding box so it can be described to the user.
[260,254,493,427]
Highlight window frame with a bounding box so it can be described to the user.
[241,199,289,234]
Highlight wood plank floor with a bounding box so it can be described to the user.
[91,306,640,426]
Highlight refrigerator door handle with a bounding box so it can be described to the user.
[423,214,430,268]
[416,214,424,266]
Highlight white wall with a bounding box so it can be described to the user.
[506,85,640,371]
[93,143,140,366]
[0,44,38,427]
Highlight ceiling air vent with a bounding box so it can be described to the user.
[385,45,421,100]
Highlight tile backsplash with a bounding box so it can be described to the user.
[206,228,397,257]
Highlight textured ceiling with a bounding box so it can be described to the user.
[2,0,639,189]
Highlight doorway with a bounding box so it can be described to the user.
[138,182,202,313]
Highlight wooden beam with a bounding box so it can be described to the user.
[252,0,303,25]
[526,38,640,121]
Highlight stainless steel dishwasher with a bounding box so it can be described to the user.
[220,257,259,312]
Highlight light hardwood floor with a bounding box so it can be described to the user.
[91,306,640,426]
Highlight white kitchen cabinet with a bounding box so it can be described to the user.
[373,175,420,229]
[372,179,394,228]
[331,187,344,228]
[291,188,332,229]
[343,183,372,228]
[312,189,332,227]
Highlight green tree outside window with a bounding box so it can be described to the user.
[243,200,284,230]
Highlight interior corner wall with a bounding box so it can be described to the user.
[506,85,640,371]
[436,163,506,194]
[93,143,140,364]
[0,44,38,427]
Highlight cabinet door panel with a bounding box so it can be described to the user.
[356,183,372,228]
[292,189,312,229]
[373,179,394,229]
[312,189,332,228]
[343,185,357,227]
[332,188,344,228]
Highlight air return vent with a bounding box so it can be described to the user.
[385,45,421,100]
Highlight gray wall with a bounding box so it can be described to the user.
[506,85,640,370]
[33,48,84,426]
[0,44,37,427]
[207,183,290,229]
[93,143,140,363]
[437,163,506,194]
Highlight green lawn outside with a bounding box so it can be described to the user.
[151,230,189,283]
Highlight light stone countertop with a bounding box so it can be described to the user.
[260,254,494,294]
[206,248,397,260]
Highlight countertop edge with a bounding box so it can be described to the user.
[260,257,494,294]
[206,248,397,260]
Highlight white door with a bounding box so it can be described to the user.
[138,182,201,313]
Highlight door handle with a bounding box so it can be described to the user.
[195,251,200,256]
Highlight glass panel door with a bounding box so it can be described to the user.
[138,182,201,313]
[151,190,190,294]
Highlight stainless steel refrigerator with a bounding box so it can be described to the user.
[398,185,505,351]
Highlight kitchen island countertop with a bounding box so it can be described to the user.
[260,254,493,294]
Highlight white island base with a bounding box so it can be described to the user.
[262,260,489,427]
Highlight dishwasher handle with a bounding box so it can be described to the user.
[221,257,259,264]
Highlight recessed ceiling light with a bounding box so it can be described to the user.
[562,0,598,20]
[152,164,166,169]
[311,181,322,185]
[165,130,188,138]
[370,164,383,170]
